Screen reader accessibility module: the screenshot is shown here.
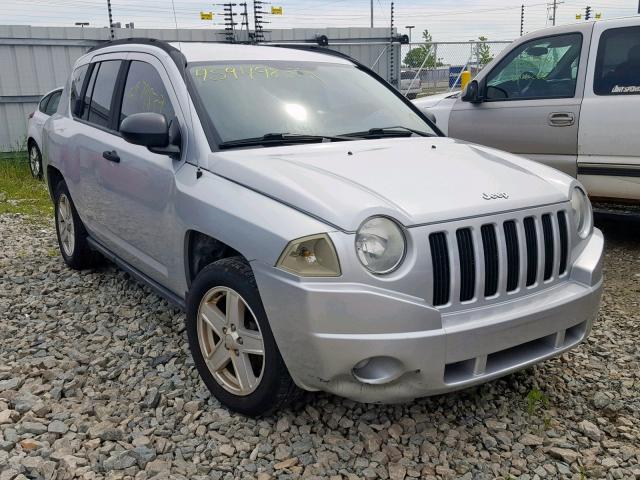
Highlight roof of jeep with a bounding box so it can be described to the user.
[169,42,353,64]
[87,38,353,66]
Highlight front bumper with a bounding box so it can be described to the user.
[252,229,604,403]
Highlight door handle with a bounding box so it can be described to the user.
[548,112,575,127]
[102,150,120,163]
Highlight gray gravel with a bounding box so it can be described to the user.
[1,213,639,480]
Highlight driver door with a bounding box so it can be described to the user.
[449,28,592,176]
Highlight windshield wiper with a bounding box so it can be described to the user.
[218,132,355,149]
[342,126,435,138]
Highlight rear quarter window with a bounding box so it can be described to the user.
[70,64,89,118]
[594,26,640,95]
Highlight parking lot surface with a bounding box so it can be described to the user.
[1,214,639,480]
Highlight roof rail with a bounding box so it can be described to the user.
[87,37,187,77]
[269,43,359,63]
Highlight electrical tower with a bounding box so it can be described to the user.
[239,2,250,35]
[520,5,524,36]
[218,3,238,43]
[253,0,270,43]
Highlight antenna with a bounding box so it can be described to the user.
[170,0,181,50]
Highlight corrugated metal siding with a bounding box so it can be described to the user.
[0,25,397,151]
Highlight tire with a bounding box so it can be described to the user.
[186,257,301,416]
[53,180,96,270]
[29,143,43,180]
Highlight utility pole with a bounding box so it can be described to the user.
[106,0,114,39]
[520,5,524,36]
[219,3,237,43]
[389,2,396,88]
[405,25,414,43]
[370,0,373,28]
[585,5,592,20]
[552,0,557,25]
[253,0,269,43]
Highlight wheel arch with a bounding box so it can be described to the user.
[184,230,248,288]
[46,165,64,200]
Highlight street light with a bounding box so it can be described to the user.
[405,25,415,43]
[75,22,90,28]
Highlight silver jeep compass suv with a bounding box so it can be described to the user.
[43,38,603,416]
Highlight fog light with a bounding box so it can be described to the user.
[352,356,405,385]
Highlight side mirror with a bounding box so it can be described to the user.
[120,112,180,157]
[423,110,437,124]
[461,80,482,104]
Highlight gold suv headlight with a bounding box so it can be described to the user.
[276,234,341,277]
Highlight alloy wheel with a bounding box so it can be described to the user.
[29,146,40,177]
[197,286,265,396]
[57,193,75,257]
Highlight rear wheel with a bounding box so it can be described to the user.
[28,143,42,179]
[186,257,301,416]
[54,180,96,269]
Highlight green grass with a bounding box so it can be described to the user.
[0,151,53,219]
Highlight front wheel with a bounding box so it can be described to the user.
[186,257,301,416]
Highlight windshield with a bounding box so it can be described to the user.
[187,61,437,145]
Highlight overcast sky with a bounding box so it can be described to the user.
[1,0,637,41]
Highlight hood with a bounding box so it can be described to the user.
[413,91,459,109]
[208,137,571,232]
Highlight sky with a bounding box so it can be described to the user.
[0,0,638,41]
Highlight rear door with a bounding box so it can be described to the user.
[90,53,186,288]
[70,55,127,239]
[449,26,592,176]
[578,20,640,202]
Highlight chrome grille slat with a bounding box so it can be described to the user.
[515,219,528,291]
[472,227,485,302]
[550,212,562,280]
[428,207,570,310]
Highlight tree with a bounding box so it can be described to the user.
[475,36,494,66]
[402,29,443,68]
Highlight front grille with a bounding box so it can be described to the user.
[428,208,570,308]
[456,228,475,302]
[429,232,450,306]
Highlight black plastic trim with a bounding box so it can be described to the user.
[578,165,640,178]
[86,236,186,310]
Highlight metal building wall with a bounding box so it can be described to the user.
[0,25,397,151]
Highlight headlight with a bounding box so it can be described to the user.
[277,234,341,277]
[570,186,592,239]
[355,216,406,274]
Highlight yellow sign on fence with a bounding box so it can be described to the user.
[271,6,283,15]
[200,11,214,20]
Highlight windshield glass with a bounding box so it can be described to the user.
[187,61,437,144]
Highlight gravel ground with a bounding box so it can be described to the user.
[1,213,639,480]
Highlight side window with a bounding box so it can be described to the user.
[38,94,50,113]
[45,91,62,116]
[69,64,89,118]
[594,26,640,95]
[86,60,122,128]
[81,64,100,120]
[485,33,582,101]
[119,61,175,128]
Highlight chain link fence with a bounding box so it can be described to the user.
[397,41,512,98]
